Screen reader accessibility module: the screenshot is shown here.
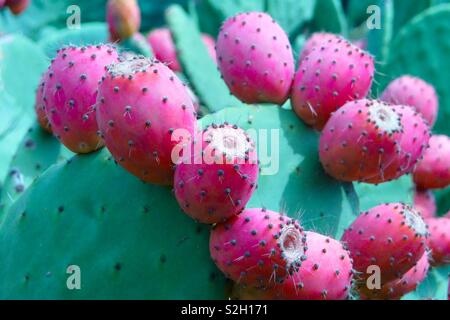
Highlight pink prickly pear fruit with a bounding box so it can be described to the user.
[414,135,450,190]
[299,32,339,63]
[342,203,428,286]
[174,124,258,224]
[43,44,119,153]
[413,189,436,219]
[359,251,430,300]
[391,104,431,176]
[216,12,294,104]
[210,208,307,287]
[35,75,52,133]
[291,36,374,130]
[258,231,353,300]
[96,56,197,186]
[319,99,429,184]
[425,217,450,266]
[147,28,216,72]
[106,0,141,43]
[381,76,438,127]
[5,0,29,15]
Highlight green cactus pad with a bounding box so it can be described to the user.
[266,0,316,36]
[0,35,47,117]
[0,149,227,299]
[0,35,48,182]
[167,5,245,112]
[384,5,450,136]
[0,125,72,219]
[38,22,108,57]
[120,33,154,58]
[346,0,374,27]
[199,105,358,238]
[354,175,414,212]
[311,0,348,35]
[205,0,265,21]
[434,187,450,216]
[393,0,432,33]
[367,0,394,65]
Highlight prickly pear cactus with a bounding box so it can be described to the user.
[1,0,450,301]
[199,105,359,238]
[0,149,227,299]
[0,124,73,218]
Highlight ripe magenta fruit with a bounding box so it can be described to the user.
[210,208,306,287]
[35,75,51,133]
[359,252,430,300]
[216,12,294,104]
[342,203,428,285]
[299,32,338,62]
[319,99,429,184]
[381,76,438,127]
[425,217,450,266]
[96,56,197,185]
[43,44,119,153]
[413,135,450,189]
[292,36,374,130]
[174,124,258,224]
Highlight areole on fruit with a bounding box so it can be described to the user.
[278,225,304,266]
[202,124,254,164]
[107,54,151,75]
[368,103,402,134]
[403,206,428,237]
[209,208,307,286]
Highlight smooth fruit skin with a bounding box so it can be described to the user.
[96,56,197,186]
[413,189,436,219]
[35,75,52,133]
[342,203,428,285]
[392,104,431,177]
[381,75,438,127]
[43,44,119,154]
[319,99,429,184]
[425,217,450,266]
[106,0,141,42]
[210,208,306,287]
[216,12,294,104]
[414,135,450,189]
[299,32,338,63]
[174,124,258,224]
[147,28,216,72]
[291,36,374,130]
[5,0,29,15]
[359,252,430,300]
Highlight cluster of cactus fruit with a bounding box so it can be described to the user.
[1,0,450,300]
